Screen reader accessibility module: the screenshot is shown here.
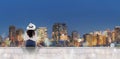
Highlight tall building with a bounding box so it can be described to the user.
[16,29,24,47]
[94,31,104,46]
[0,35,2,45]
[83,33,93,47]
[111,30,115,42]
[92,34,98,46]
[9,25,16,41]
[9,25,17,47]
[52,23,68,47]
[102,31,107,46]
[84,31,107,47]
[114,26,120,43]
[16,29,24,35]
[16,29,24,41]
[71,31,80,40]
[37,27,48,41]
[52,23,68,41]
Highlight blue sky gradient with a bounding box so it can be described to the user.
[0,0,120,38]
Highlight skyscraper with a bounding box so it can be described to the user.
[9,25,16,47]
[0,35,2,45]
[112,30,115,42]
[52,23,68,41]
[71,31,80,40]
[16,29,24,36]
[16,29,24,47]
[37,27,48,41]
[52,23,68,47]
[9,25,16,41]
[36,27,48,47]
[83,33,93,47]
[114,26,120,43]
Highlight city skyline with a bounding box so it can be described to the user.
[0,0,120,38]
[0,21,118,38]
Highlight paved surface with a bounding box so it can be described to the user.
[0,47,120,59]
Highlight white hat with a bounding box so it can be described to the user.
[26,23,36,30]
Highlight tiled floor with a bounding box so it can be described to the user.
[0,47,120,59]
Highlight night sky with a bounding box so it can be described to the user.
[0,0,120,38]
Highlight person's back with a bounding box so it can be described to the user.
[25,23,36,47]
[26,39,36,47]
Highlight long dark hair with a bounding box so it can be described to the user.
[27,30,35,38]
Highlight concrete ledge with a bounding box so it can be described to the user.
[0,47,120,59]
